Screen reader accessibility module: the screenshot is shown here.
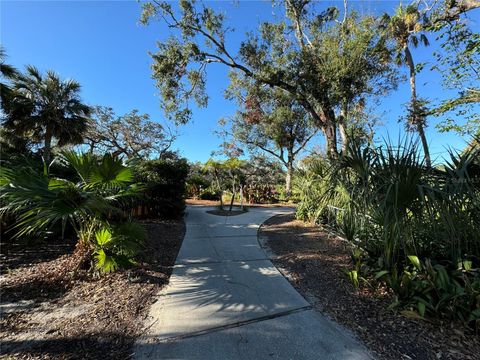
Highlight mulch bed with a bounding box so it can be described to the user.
[0,219,185,360]
[259,213,479,360]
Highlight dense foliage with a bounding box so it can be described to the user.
[295,140,480,328]
[0,152,145,273]
[1,66,91,162]
[85,106,177,159]
[133,157,189,219]
[141,0,397,159]
[187,156,285,206]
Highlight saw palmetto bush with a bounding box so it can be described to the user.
[333,139,480,327]
[336,140,480,265]
[0,151,145,273]
[294,156,349,224]
[295,138,480,326]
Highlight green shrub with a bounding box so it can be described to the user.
[133,158,189,218]
[298,139,480,327]
[186,174,211,198]
[376,256,480,328]
[199,188,220,200]
[294,157,349,224]
[0,151,144,273]
[93,222,146,273]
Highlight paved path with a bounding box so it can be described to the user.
[134,206,372,360]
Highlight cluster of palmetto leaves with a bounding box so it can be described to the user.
[295,139,480,328]
[0,151,146,273]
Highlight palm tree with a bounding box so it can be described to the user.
[383,5,431,167]
[3,66,90,162]
[0,151,145,273]
[0,46,18,97]
[0,48,33,157]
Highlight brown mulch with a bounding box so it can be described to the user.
[0,219,185,360]
[186,198,220,206]
[259,213,479,360]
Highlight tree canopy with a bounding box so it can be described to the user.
[84,106,176,160]
[141,0,397,159]
[1,66,90,162]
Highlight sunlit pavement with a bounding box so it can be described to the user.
[134,206,372,360]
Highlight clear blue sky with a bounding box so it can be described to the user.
[2,1,478,163]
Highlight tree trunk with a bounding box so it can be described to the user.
[44,125,53,163]
[240,184,244,211]
[285,153,294,198]
[305,104,338,160]
[323,119,338,160]
[339,104,348,155]
[405,45,431,167]
[229,181,235,212]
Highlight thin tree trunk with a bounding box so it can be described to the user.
[229,180,235,212]
[405,45,431,167]
[214,169,223,209]
[339,104,348,155]
[240,184,244,211]
[44,125,53,163]
[285,153,294,198]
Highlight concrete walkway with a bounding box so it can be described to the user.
[134,206,372,360]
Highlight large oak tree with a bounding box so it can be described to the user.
[141,0,396,160]
[222,80,317,195]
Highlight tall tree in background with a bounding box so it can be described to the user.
[0,47,18,99]
[324,12,398,154]
[0,47,30,156]
[84,106,176,159]
[2,66,90,162]
[426,0,480,137]
[222,81,317,196]
[141,1,395,160]
[382,4,432,166]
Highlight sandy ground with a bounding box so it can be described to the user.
[0,220,185,360]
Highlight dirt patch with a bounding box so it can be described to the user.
[259,213,479,360]
[186,199,220,206]
[1,235,77,275]
[206,209,248,217]
[0,219,185,359]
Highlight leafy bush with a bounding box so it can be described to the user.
[337,140,480,265]
[93,222,146,273]
[0,151,144,273]
[294,156,349,223]
[337,140,480,327]
[376,256,480,328]
[199,188,220,200]
[296,138,480,327]
[186,174,211,198]
[133,157,189,218]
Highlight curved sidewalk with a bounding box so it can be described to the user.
[134,205,372,360]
